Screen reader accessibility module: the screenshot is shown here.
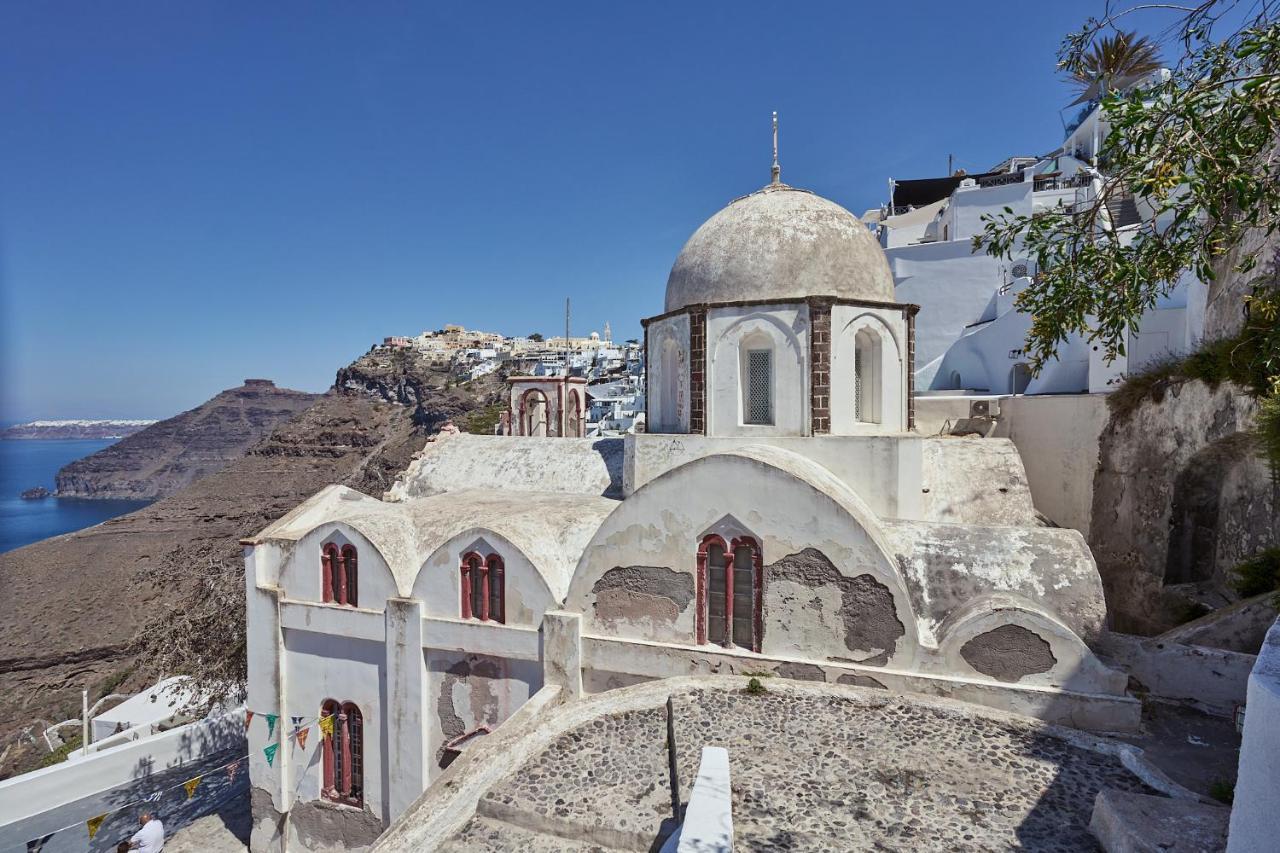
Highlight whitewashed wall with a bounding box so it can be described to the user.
[706,304,809,436]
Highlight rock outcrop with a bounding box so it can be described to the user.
[1089,379,1279,635]
[0,352,503,777]
[55,380,319,500]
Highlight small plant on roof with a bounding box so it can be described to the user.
[744,677,768,696]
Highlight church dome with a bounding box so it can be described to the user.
[664,183,896,312]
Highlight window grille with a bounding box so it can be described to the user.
[854,345,864,422]
[746,349,772,424]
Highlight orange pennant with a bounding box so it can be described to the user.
[245,710,254,731]
[296,727,309,750]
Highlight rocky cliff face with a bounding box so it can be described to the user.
[1090,379,1279,637]
[0,353,502,777]
[55,380,320,500]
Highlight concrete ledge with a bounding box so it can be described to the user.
[1095,631,1255,717]
[1090,788,1228,852]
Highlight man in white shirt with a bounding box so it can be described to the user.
[129,811,164,852]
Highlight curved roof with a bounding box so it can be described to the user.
[253,485,616,601]
[664,183,897,312]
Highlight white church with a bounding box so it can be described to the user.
[243,144,1137,851]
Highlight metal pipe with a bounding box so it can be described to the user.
[666,695,680,821]
[81,689,89,755]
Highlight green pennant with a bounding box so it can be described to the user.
[265,714,278,738]
[264,742,279,767]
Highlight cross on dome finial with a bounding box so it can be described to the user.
[771,111,781,185]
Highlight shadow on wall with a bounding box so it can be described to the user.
[592,439,625,499]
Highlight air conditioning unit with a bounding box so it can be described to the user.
[969,399,1000,419]
[959,178,977,188]
[1010,262,1029,279]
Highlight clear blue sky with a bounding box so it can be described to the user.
[2,1,1108,420]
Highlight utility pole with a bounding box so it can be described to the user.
[948,153,954,176]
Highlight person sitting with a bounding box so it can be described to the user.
[128,811,164,852]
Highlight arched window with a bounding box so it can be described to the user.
[321,700,364,807]
[321,542,357,607]
[657,336,680,432]
[460,551,505,623]
[742,347,774,425]
[521,389,549,437]
[696,534,762,652]
[854,329,882,424]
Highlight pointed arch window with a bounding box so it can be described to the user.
[321,542,358,607]
[854,329,882,424]
[320,700,363,807]
[460,551,505,623]
[696,534,763,652]
[744,349,774,425]
[567,389,581,437]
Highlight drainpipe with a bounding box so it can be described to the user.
[82,689,89,756]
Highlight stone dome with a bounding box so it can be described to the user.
[664,183,896,312]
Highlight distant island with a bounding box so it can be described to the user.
[1,419,157,440]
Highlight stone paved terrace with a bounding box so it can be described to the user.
[441,681,1158,852]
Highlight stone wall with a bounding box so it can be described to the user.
[1089,380,1277,635]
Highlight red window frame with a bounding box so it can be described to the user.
[695,534,763,652]
[321,542,358,607]
[320,700,363,807]
[460,551,505,623]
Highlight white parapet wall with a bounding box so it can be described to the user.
[1227,617,1280,852]
[0,708,245,830]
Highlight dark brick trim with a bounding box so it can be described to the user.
[907,310,916,431]
[643,324,650,427]
[807,298,832,435]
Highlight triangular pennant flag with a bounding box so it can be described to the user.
[265,714,278,738]
[319,715,334,738]
[264,742,278,766]
[86,814,107,840]
[291,715,304,728]
[226,758,241,781]
[183,775,202,799]
[296,726,309,750]
[26,833,54,852]
[244,710,254,731]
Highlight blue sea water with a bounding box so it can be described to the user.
[0,439,152,553]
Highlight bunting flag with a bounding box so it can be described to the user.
[143,791,162,803]
[245,710,254,731]
[26,833,53,852]
[264,743,278,767]
[296,726,309,750]
[318,715,335,738]
[291,715,304,729]
[86,814,107,840]
[183,776,202,800]
[226,758,242,781]
[265,714,278,739]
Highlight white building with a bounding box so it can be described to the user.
[244,160,1134,852]
[874,74,1206,396]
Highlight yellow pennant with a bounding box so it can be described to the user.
[296,727,309,750]
[86,814,107,839]
[183,776,202,799]
[319,715,334,738]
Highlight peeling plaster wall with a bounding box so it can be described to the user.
[251,786,384,853]
[884,519,1107,646]
[919,438,1039,527]
[591,565,695,635]
[425,651,541,778]
[567,449,918,666]
[960,624,1056,683]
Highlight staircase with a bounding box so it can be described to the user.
[1105,193,1142,228]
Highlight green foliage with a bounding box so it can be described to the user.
[460,403,505,435]
[528,332,544,342]
[1232,547,1280,599]
[1209,778,1236,805]
[744,677,768,695]
[39,733,84,768]
[976,15,1280,376]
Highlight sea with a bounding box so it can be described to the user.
[0,438,152,553]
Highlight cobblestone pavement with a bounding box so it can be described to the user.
[452,686,1155,852]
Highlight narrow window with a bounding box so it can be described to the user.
[854,330,881,424]
[732,543,756,648]
[340,544,358,607]
[705,539,728,645]
[321,700,337,794]
[461,553,483,619]
[321,700,364,806]
[486,555,505,624]
[321,544,339,603]
[745,349,773,425]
